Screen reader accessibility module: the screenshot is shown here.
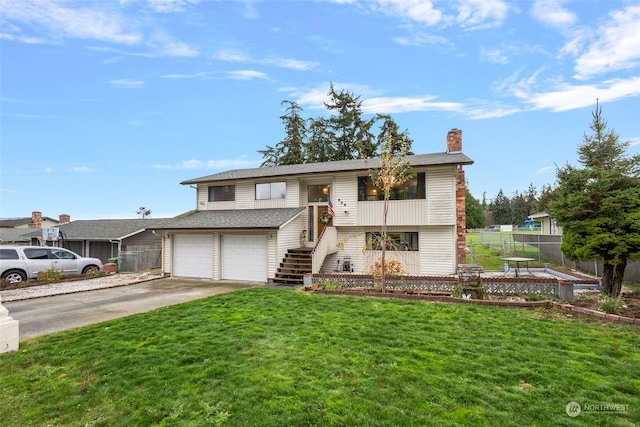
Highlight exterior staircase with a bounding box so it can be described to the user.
[273,247,312,285]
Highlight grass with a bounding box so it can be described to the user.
[1,288,639,426]
[466,232,551,270]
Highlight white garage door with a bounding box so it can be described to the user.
[222,234,267,282]
[173,234,214,279]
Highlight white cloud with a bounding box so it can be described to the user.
[454,0,509,30]
[109,79,145,89]
[151,158,260,170]
[159,40,199,57]
[70,166,95,173]
[393,31,450,47]
[146,0,200,13]
[0,32,56,44]
[0,0,141,44]
[227,70,268,80]
[1,0,198,57]
[573,4,640,80]
[366,0,509,29]
[525,76,640,112]
[214,48,251,62]
[628,137,640,147]
[536,166,554,174]
[363,96,463,114]
[374,0,444,26]
[213,49,319,71]
[265,58,318,71]
[530,0,577,28]
[162,72,211,79]
[480,46,509,64]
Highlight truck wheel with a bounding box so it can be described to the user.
[1,269,27,283]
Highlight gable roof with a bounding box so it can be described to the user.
[0,228,33,243]
[181,152,473,185]
[157,208,305,230]
[0,216,60,228]
[0,217,32,227]
[21,218,170,241]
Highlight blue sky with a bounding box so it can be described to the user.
[1,0,639,220]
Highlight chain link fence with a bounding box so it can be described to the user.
[468,232,639,282]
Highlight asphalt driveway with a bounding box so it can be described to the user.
[3,279,257,340]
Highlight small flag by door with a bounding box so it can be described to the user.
[327,195,335,217]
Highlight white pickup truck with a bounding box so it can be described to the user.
[0,245,103,283]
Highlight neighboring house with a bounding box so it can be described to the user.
[24,218,167,264]
[0,211,65,245]
[527,212,562,235]
[157,128,473,283]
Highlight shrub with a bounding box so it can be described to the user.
[523,294,549,301]
[323,280,341,291]
[597,295,624,314]
[368,257,407,277]
[37,269,65,282]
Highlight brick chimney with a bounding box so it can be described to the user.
[59,214,71,224]
[447,128,462,153]
[446,128,468,266]
[29,211,42,229]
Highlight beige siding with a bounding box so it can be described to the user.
[332,173,357,226]
[286,178,300,208]
[162,233,171,275]
[274,214,307,278]
[197,185,208,209]
[267,233,277,280]
[212,231,220,280]
[356,200,427,226]
[236,181,255,209]
[426,167,456,225]
[420,226,456,275]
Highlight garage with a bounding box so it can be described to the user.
[173,234,214,279]
[221,234,267,282]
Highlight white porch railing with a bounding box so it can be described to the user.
[311,226,338,274]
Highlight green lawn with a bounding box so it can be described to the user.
[1,288,639,426]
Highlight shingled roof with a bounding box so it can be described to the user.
[181,152,473,185]
[157,208,305,230]
[21,218,170,240]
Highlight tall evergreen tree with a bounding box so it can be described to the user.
[537,184,556,212]
[466,189,486,229]
[375,114,413,157]
[510,190,529,226]
[259,101,306,166]
[490,189,512,225]
[323,83,376,161]
[548,105,640,297]
[305,117,334,163]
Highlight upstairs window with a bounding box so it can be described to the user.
[256,182,286,200]
[307,185,330,203]
[357,173,425,201]
[208,185,235,202]
[366,232,419,251]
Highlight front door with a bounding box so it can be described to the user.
[316,206,333,239]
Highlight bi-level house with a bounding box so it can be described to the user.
[158,129,473,283]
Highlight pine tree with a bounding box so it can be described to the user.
[548,104,640,297]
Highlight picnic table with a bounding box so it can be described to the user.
[501,257,535,278]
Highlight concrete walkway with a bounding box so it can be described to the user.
[3,279,256,340]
